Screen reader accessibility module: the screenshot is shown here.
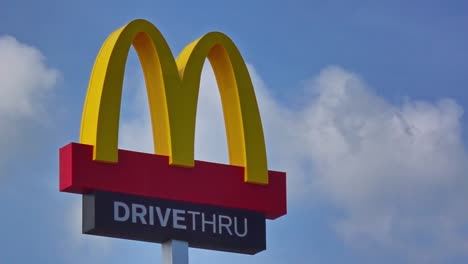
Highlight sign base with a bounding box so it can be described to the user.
[162,240,188,264]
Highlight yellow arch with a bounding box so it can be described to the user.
[80,19,268,184]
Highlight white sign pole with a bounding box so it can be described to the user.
[162,240,189,264]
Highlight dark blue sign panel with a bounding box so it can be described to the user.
[83,191,266,254]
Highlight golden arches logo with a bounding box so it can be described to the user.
[80,19,268,184]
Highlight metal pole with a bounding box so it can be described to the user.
[162,240,189,264]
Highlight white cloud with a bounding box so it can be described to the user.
[0,35,59,117]
[119,64,468,262]
[0,35,60,171]
[301,66,468,261]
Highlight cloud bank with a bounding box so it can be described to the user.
[0,35,59,116]
[0,35,59,172]
[300,67,468,261]
[120,64,468,262]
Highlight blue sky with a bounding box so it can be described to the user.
[1,1,468,263]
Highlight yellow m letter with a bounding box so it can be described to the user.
[80,19,268,184]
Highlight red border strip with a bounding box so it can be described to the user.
[59,143,286,220]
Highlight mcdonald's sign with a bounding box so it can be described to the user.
[59,19,286,254]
